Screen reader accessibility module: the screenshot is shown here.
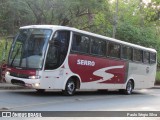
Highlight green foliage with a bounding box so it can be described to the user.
[0,0,159,66]
[117,22,157,46]
[0,37,12,62]
[156,71,160,82]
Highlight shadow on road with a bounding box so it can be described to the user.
[9,89,148,97]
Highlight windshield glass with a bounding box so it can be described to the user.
[8,29,52,69]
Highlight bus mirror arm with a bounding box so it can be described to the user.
[49,40,60,46]
[49,37,58,43]
[49,40,54,44]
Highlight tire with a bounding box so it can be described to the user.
[36,89,45,94]
[119,80,133,95]
[125,80,133,95]
[62,78,76,96]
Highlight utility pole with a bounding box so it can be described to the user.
[139,0,144,27]
[112,0,119,38]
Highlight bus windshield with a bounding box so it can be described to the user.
[8,29,52,69]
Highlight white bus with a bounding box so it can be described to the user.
[5,25,157,95]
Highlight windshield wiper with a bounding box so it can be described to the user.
[10,45,21,67]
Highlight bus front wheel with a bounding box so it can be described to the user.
[62,78,76,96]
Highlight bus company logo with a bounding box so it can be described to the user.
[93,65,124,83]
[77,59,95,66]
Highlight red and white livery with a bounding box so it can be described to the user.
[5,25,157,95]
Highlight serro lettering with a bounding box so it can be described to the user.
[77,59,95,66]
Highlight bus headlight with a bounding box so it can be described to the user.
[34,83,40,87]
[5,71,10,76]
[29,75,41,79]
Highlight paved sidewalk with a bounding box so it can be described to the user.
[0,83,160,90]
[152,85,160,89]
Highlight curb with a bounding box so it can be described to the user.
[151,86,160,89]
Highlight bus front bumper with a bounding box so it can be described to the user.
[5,73,41,89]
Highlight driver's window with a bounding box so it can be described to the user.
[45,30,70,70]
[45,45,59,70]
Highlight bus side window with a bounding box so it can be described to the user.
[91,39,98,54]
[72,34,81,51]
[150,52,156,64]
[133,49,142,62]
[108,42,120,58]
[143,51,150,64]
[91,38,106,56]
[121,45,132,60]
[72,34,90,54]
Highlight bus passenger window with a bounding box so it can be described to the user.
[91,38,106,56]
[121,46,132,60]
[72,34,90,53]
[150,53,156,64]
[108,42,120,58]
[133,49,142,62]
[143,51,150,64]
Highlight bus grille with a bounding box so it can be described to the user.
[11,79,25,86]
[10,72,29,79]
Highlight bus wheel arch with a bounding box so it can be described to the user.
[63,75,81,96]
[119,79,135,95]
[71,76,81,89]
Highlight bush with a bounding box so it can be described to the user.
[156,71,160,84]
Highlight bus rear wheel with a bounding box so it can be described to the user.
[125,80,133,95]
[119,80,133,95]
[62,78,76,96]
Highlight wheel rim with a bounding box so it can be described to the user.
[127,82,132,94]
[67,81,75,95]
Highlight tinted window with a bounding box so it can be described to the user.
[45,31,70,70]
[91,38,106,56]
[143,51,150,64]
[121,45,132,60]
[72,34,90,53]
[108,42,120,58]
[133,49,142,62]
[150,52,156,64]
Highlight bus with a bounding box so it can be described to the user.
[5,25,157,95]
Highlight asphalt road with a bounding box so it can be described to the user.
[0,88,159,111]
[0,88,160,120]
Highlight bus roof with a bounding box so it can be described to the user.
[20,25,157,53]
